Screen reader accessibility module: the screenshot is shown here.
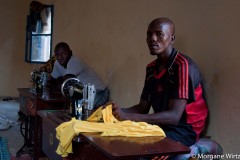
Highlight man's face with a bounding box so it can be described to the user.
[146,21,174,56]
[55,47,71,66]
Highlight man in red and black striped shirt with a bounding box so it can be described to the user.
[109,17,208,147]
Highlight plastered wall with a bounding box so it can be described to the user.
[0,0,32,96]
[1,0,240,155]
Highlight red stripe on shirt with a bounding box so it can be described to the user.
[175,54,189,98]
[175,60,183,97]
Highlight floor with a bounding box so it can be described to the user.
[0,98,31,159]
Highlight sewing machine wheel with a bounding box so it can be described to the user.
[61,77,81,97]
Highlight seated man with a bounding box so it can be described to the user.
[50,42,109,108]
[107,17,208,149]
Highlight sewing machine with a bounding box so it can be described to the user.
[30,69,49,93]
[61,77,96,120]
[30,69,96,120]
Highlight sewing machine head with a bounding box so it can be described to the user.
[31,69,49,93]
[61,77,96,120]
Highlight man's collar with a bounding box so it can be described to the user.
[166,48,178,70]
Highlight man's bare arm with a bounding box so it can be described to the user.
[122,99,151,114]
[112,99,187,126]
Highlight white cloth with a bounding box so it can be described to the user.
[0,113,18,130]
[0,100,19,130]
[51,55,106,90]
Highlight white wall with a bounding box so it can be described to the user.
[1,0,240,154]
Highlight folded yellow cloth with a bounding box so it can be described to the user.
[56,104,165,157]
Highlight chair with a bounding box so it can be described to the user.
[175,137,223,160]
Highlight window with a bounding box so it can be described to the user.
[25,1,54,63]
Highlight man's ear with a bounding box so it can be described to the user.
[171,35,175,42]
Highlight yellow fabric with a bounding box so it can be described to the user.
[86,106,104,122]
[87,105,119,123]
[40,55,56,73]
[56,104,165,157]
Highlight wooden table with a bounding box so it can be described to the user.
[79,133,190,159]
[18,88,67,116]
[38,110,190,160]
[17,88,68,159]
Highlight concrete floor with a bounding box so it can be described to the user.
[0,99,25,157]
[0,98,50,160]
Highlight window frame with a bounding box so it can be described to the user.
[25,5,54,64]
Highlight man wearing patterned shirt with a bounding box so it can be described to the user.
[107,17,208,147]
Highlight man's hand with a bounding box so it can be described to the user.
[102,102,126,121]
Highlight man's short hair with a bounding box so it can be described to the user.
[54,42,71,53]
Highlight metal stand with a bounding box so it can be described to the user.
[16,112,34,157]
